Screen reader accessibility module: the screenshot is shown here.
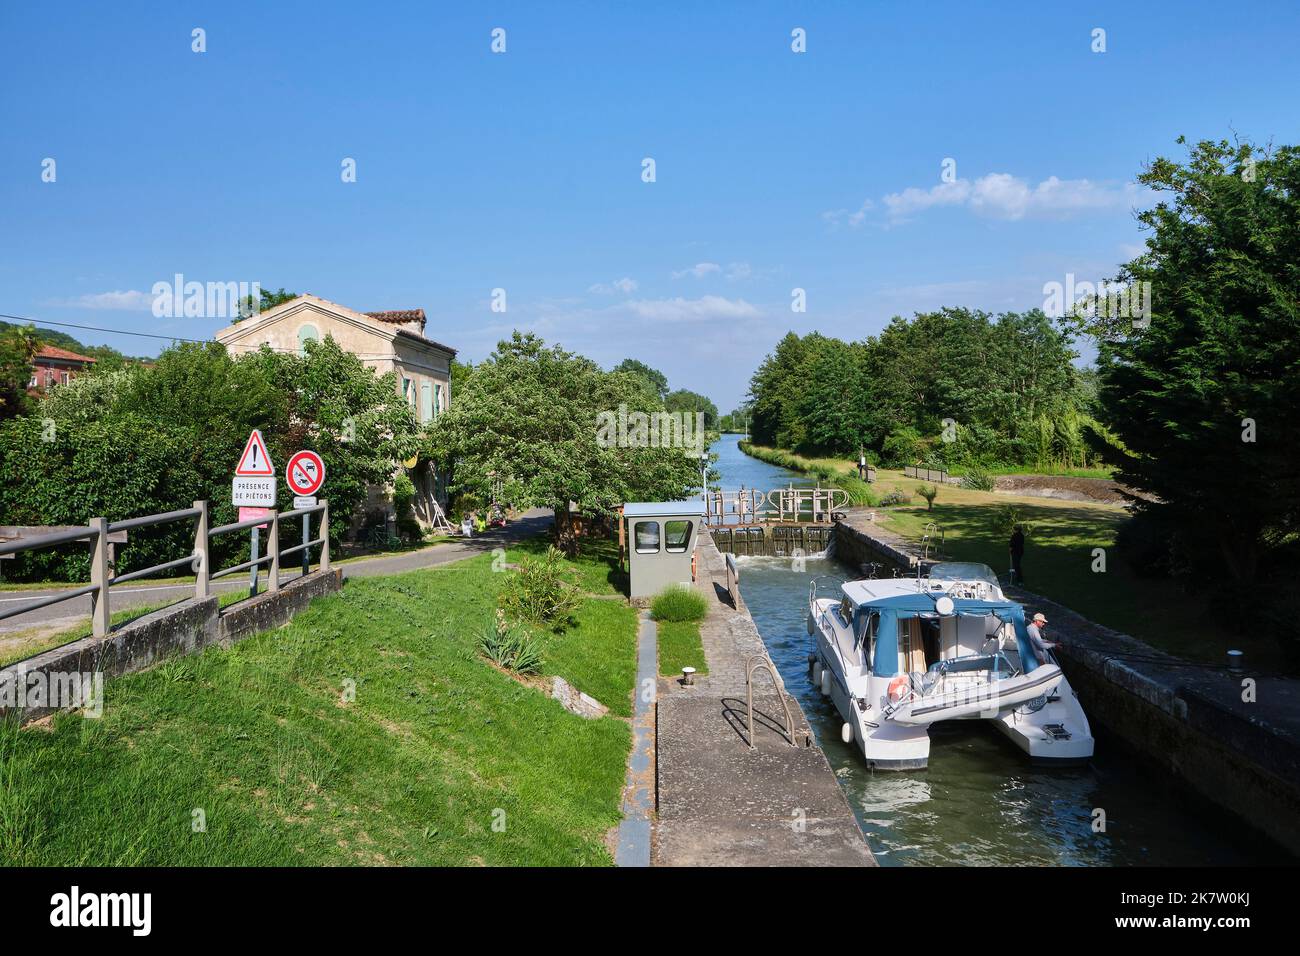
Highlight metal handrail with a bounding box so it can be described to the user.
[109,552,200,586]
[0,498,329,642]
[0,525,100,556]
[108,507,201,534]
[745,652,797,748]
[210,514,275,537]
[0,583,100,623]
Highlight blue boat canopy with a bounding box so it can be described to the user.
[850,590,1044,677]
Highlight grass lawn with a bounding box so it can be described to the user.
[0,552,635,865]
[657,620,708,677]
[740,445,1286,672]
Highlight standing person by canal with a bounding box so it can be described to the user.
[1009,525,1026,584]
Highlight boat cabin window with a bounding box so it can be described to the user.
[633,521,660,553]
[664,520,692,553]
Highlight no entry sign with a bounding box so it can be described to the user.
[286,450,326,497]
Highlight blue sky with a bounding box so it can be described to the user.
[2,1,1297,411]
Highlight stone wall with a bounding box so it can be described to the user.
[0,569,342,724]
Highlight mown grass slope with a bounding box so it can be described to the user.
[0,552,636,865]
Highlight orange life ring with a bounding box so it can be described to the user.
[887,676,910,702]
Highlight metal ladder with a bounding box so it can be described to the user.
[745,652,798,748]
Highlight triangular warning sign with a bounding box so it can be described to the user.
[235,429,275,476]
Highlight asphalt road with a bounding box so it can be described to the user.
[0,509,554,634]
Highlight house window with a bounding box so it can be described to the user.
[297,324,319,355]
[61,371,70,385]
[434,383,442,416]
[664,520,693,553]
[402,376,413,404]
[28,372,38,388]
[634,521,661,554]
[420,382,433,422]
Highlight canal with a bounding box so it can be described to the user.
[712,433,1291,865]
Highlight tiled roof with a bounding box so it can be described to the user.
[35,345,96,364]
[365,309,426,327]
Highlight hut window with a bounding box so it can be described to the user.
[634,521,661,553]
[664,520,692,553]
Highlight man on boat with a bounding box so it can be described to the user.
[1027,612,1059,661]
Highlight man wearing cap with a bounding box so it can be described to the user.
[1027,612,1059,662]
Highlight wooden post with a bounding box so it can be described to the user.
[193,499,210,600]
[88,516,110,638]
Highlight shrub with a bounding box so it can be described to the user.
[917,484,939,510]
[961,467,996,491]
[878,489,912,507]
[477,610,544,674]
[881,427,923,468]
[650,584,707,623]
[392,472,422,541]
[499,545,580,630]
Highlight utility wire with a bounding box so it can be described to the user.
[0,312,399,359]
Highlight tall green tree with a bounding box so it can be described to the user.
[664,388,719,430]
[612,358,669,401]
[1079,137,1300,583]
[429,332,699,554]
[0,324,39,421]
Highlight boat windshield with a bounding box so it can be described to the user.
[929,562,1001,587]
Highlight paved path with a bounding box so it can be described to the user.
[653,532,875,866]
[0,510,554,633]
[615,612,657,867]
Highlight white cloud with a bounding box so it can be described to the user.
[822,199,874,228]
[60,289,153,310]
[671,261,721,280]
[588,277,638,295]
[724,261,753,281]
[623,295,758,322]
[879,173,1149,223]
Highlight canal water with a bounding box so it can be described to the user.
[712,433,1291,865]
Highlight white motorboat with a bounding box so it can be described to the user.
[807,562,1094,769]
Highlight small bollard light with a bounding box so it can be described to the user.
[681,666,696,686]
[1226,649,1244,673]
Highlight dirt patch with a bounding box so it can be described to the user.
[993,474,1153,505]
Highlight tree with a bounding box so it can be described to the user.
[429,332,699,554]
[236,287,298,322]
[612,358,669,401]
[0,324,39,421]
[1077,137,1300,585]
[3,335,422,579]
[664,388,719,431]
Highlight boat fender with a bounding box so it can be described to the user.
[806,611,815,636]
[841,722,853,744]
[819,667,831,696]
[887,675,910,703]
[812,661,822,686]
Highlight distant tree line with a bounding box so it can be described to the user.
[745,309,1105,471]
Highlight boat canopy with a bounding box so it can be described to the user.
[851,591,1044,678]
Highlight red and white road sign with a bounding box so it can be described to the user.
[286,450,326,496]
[238,506,273,529]
[235,429,275,476]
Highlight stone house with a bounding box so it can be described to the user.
[213,294,454,531]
